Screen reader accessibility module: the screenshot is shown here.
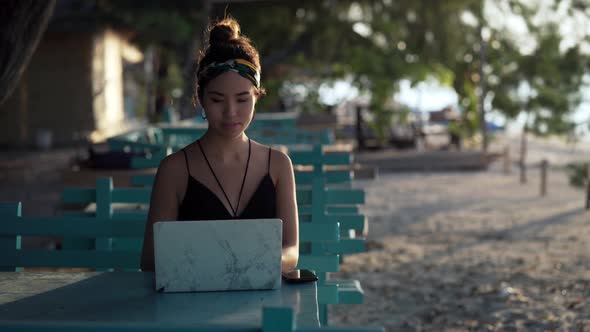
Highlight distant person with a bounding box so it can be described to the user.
[141,17,299,273]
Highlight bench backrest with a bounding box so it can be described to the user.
[62,177,364,231]
[0,202,144,270]
[2,176,363,271]
[0,201,340,272]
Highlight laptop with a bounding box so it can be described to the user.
[153,218,283,292]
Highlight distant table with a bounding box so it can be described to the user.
[0,272,319,331]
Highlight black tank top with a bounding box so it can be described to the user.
[177,145,277,220]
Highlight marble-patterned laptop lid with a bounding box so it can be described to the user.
[154,219,282,293]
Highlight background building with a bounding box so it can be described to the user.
[0,1,142,149]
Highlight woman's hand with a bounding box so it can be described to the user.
[281,245,299,272]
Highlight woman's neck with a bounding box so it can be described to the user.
[198,132,249,163]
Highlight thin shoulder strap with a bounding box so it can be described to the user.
[197,139,251,217]
[267,146,272,173]
[181,148,191,177]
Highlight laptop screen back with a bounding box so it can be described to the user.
[154,218,282,292]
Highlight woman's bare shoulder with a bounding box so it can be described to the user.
[268,146,294,182]
[249,140,291,166]
[248,140,293,177]
[156,150,187,180]
[270,147,292,167]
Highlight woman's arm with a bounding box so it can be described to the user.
[273,150,299,272]
[140,155,182,271]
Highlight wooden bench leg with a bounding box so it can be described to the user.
[319,304,328,326]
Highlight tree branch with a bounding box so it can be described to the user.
[0,0,56,106]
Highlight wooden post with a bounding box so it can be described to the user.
[540,159,548,197]
[503,146,510,174]
[519,116,529,184]
[520,161,527,184]
[586,164,590,210]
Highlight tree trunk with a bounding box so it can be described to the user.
[0,0,56,106]
[178,2,211,119]
[479,26,488,153]
[144,46,157,123]
[18,74,28,147]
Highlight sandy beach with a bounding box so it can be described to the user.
[329,137,590,331]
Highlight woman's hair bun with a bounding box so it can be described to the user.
[208,18,241,47]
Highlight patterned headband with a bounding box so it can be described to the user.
[198,58,260,88]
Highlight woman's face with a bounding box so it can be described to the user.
[201,71,257,138]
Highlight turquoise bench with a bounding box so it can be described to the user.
[107,122,333,162]
[155,126,333,147]
[106,111,335,169]
[0,199,338,272]
[0,202,144,270]
[0,203,383,332]
[1,197,343,305]
[2,164,366,324]
[168,111,333,146]
[60,177,365,260]
[59,176,365,323]
[74,136,366,324]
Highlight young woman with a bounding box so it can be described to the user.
[140,18,299,273]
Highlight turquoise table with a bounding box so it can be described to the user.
[0,272,319,331]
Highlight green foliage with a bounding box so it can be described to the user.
[93,0,590,136]
[236,0,589,140]
[565,162,590,189]
[97,1,204,49]
[485,7,589,139]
